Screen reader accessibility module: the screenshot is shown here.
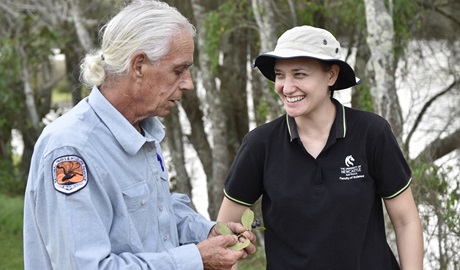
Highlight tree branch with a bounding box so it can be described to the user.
[414,128,460,164]
[404,79,459,152]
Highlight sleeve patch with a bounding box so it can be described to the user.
[52,155,88,194]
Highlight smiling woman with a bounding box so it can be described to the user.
[218,25,423,270]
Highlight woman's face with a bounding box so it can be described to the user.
[274,58,338,118]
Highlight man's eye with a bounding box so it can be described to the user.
[175,69,185,75]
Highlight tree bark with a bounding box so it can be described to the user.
[251,0,282,122]
[190,0,228,220]
[163,107,195,210]
[364,0,403,144]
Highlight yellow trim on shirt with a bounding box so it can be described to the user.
[383,178,412,199]
[223,189,253,206]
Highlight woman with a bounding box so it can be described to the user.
[217,25,423,269]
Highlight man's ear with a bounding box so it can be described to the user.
[328,64,340,86]
[130,51,148,78]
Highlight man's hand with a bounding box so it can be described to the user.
[208,222,257,257]
[197,234,244,270]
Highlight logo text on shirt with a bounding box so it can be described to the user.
[339,155,364,181]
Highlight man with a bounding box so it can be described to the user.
[23,1,255,269]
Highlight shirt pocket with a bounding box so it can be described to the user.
[122,181,151,246]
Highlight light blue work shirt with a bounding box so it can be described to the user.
[24,87,215,269]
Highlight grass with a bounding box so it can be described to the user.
[0,194,24,270]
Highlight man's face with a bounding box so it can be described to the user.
[137,31,195,118]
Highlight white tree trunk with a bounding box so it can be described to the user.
[69,0,95,52]
[364,0,403,143]
[190,0,228,220]
[251,0,282,121]
[20,53,41,132]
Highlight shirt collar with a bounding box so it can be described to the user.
[87,86,165,155]
[286,98,346,142]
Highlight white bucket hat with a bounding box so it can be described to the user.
[253,25,361,90]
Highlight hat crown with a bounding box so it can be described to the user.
[274,26,342,61]
[253,25,361,90]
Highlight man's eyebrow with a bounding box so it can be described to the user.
[176,61,193,68]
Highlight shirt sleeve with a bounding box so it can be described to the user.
[224,133,265,206]
[24,146,205,270]
[171,193,215,245]
[372,122,412,199]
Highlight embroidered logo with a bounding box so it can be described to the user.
[345,155,355,167]
[52,155,88,194]
[339,154,364,181]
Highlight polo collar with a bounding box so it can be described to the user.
[286,98,347,142]
[87,87,165,155]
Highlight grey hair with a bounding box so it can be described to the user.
[80,0,196,88]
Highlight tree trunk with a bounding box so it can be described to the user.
[181,89,213,183]
[163,107,196,210]
[364,0,403,144]
[69,0,95,53]
[251,0,282,122]
[19,51,40,132]
[220,29,249,161]
[190,0,228,220]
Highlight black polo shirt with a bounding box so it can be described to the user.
[224,99,410,270]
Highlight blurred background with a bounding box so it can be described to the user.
[0,0,459,269]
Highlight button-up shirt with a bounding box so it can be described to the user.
[24,87,214,269]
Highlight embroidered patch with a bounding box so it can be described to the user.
[52,155,88,194]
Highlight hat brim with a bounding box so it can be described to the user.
[254,53,361,90]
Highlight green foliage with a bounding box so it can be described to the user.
[297,1,327,26]
[0,41,24,129]
[204,0,254,74]
[204,11,223,74]
[255,101,269,123]
[392,0,419,60]
[17,13,60,67]
[356,82,374,112]
[0,194,24,269]
[411,161,460,236]
[0,38,26,196]
[0,159,24,196]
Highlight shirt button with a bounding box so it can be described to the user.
[148,147,153,152]
[159,206,163,211]
[163,236,168,241]
[141,199,147,205]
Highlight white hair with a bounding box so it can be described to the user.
[80,0,196,88]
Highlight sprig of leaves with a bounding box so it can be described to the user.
[216,209,265,250]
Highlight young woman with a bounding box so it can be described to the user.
[217,25,423,270]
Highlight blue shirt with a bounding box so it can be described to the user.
[24,87,214,269]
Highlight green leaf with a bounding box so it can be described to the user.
[241,208,254,231]
[216,222,234,236]
[228,237,250,251]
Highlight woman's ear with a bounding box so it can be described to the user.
[130,51,147,79]
[328,64,340,86]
